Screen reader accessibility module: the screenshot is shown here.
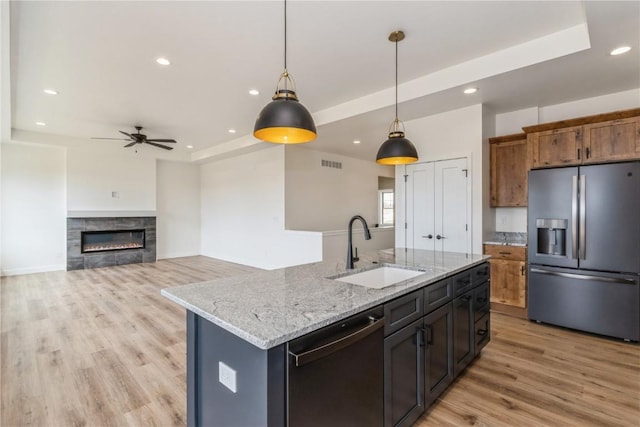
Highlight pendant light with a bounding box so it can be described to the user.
[376,30,418,165]
[253,0,317,144]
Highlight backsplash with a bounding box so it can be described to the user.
[485,231,527,245]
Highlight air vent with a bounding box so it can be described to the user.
[321,159,342,169]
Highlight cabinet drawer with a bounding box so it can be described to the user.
[423,278,453,314]
[474,313,490,355]
[483,244,526,261]
[384,290,424,336]
[452,270,473,296]
[471,263,490,286]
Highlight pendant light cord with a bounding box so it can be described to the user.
[394,36,398,121]
[284,0,287,72]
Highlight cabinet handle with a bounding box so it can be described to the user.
[577,148,581,160]
[586,147,590,159]
[477,329,488,336]
[521,265,525,276]
[421,325,433,345]
[498,251,512,255]
[461,295,472,302]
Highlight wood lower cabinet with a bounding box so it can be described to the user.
[484,244,527,317]
[489,134,528,207]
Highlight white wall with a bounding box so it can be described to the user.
[67,149,156,212]
[156,160,200,259]
[1,143,66,275]
[284,146,394,231]
[395,104,484,254]
[200,145,322,270]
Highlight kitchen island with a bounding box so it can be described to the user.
[162,248,490,427]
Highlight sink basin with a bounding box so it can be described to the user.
[332,266,426,289]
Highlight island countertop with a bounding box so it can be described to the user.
[161,248,489,350]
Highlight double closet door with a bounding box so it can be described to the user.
[405,158,470,253]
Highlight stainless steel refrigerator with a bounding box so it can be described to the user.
[528,161,640,341]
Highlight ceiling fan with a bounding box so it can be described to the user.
[92,126,177,150]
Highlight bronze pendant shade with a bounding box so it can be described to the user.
[253,0,317,144]
[376,30,418,165]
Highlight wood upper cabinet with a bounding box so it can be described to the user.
[582,116,640,164]
[524,108,640,169]
[528,125,582,168]
[489,134,528,207]
[483,245,527,309]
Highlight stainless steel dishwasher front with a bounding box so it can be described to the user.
[287,306,384,427]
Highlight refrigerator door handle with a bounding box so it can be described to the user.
[579,175,586,260]
[530,268,636,285]
[571,175,578,259]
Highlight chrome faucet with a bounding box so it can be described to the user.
[347,215,372,269]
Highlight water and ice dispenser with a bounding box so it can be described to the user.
[536,219,567,256]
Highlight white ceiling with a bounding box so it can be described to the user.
[7,1,640,162]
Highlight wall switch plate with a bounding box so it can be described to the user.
[219,361,237,393]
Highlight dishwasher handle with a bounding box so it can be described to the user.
[289,316,384,367]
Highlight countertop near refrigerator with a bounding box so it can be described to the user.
[162,248,488,349]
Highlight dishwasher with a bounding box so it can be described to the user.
[287,306,384,427]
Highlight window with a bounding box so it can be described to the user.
[379,190,394,226]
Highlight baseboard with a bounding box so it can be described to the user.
[490,302,528,319]
[1,264,66,277]
[157,251,201,260]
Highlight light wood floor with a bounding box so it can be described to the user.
[1,257,639,427]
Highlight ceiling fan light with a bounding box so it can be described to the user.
[254,89,317,144]
[376,131,418,165]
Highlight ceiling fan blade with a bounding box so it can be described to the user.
[91,137,131,140]
[146,139,177,143]
[124,141,138,148]
[119,131,133,138]
[144,141,174,150]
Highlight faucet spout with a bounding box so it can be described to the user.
[347,215,372,269]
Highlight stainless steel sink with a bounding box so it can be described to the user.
[330,266,427,289]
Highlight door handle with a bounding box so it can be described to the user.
[436,235,445,240]
[530,268,636,284]
[289,316,384,367]
[571,175,578,259]
[579,175,586,260]
[421,234,433,239]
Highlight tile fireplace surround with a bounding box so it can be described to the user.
[67,216,156,270]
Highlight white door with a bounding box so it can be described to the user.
[405,158,470,253]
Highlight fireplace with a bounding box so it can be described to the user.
[81,229,145,253]
[67,217,156,270]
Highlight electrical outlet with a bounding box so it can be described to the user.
[219,361,237,393]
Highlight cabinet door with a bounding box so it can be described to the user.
[384,319,425,427]
[489,259,527,308]
[490,138,528,207]
[453,291,474,376]
[424,303,453,407]
[529,126,582,168]
[583,117,640,163]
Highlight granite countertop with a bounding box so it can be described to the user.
[162,248,488,350]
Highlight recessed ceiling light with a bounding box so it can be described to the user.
[463,87,478,94]
[610,46,631,56]
[228,129,237,134]
[353,140,361,144]
[249,89,260,96]
[186,145,194,149]
[43,89,58,95]
[36,121,46,126]
[156,57,171,65]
